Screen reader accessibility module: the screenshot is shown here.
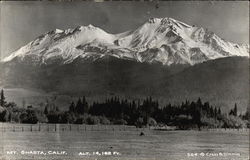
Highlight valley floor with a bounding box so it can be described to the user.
[0,123,249,160]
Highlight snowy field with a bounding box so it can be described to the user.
[0,124,249,160]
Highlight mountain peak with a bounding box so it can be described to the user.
[147,17,161,24]
[145,17,191,28]
[76,24,97,31]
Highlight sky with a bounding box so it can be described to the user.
[0,1,249,59]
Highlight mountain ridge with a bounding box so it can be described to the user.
[2,17,249,65]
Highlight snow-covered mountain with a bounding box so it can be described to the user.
[2,17,249,65]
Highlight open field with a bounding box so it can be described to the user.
[0,123,249,160]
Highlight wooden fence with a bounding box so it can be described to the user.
[0,123,148,132]
[0,123,248,132]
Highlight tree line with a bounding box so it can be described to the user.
[0,89,249,129]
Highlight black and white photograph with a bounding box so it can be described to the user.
[0,1,249,160]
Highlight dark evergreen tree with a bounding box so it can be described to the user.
[75,98,83,114]
[82,96,89,113]
[197,97,202,109]
[214,107,218,118]
[8,112,12,122]
[233,103,238,116]
[203,102,210,115]
[55,106,60,112]
[44,106,49,115]
[209,106,214,117]
[69,102,75,113]
[218,107,221,115]
[0,110,9,122]
[0,89,6,107]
